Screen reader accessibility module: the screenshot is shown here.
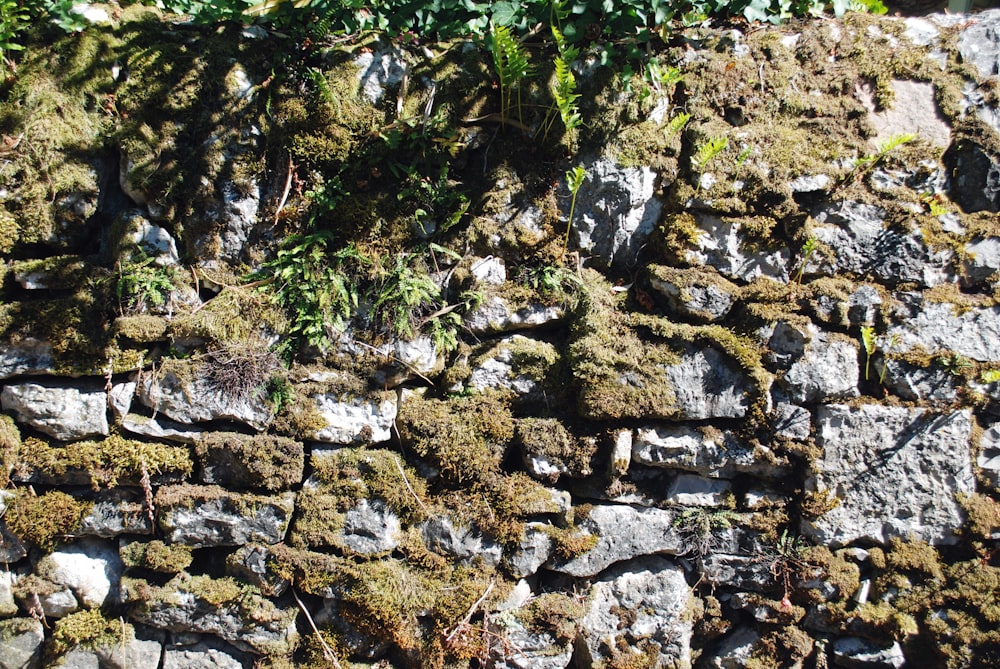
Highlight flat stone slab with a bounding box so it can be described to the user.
[802,404,974,547]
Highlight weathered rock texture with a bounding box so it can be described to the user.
[1,7,999,669]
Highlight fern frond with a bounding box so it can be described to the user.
[693,136,728,170]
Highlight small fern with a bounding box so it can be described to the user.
[665,112,690,137]
[564,165,586,250]
[488,24,531,125]
[860,325,877,381]
[693,136,728,171]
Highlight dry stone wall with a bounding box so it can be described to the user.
[0,6,999,669]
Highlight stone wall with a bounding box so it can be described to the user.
[0,6,999,669]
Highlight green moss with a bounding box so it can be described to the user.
[957,492,1000,541]
[120,540,194,573]
[746,627,814,669]
[885,537,944,581]
[169,287,288,347]
[48,609,135,658]
[194,432,303,492]
[0,415,20,487]
[4,490,91,550]
[398,392,513,486]
[8,257,97,291]
[803,546,859,602]
[112,315,170,342]
[19,433,192,489]
[515,417,594,480]
[517,592,585,645]
[311,447,429,523]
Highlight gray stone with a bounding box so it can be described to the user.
[773,403,811,440]
[157,485,294,548]
[0,339,56,380]
[127,574,297,655]
[577,557,692,669]
[802,404,974,547]
[957,9,1000,79]
[373,336,444,388]
[505,522,555,578]
[547,505,682,577]
[338,499,400,555]
[789,174,831,193]
[465,335,560,404]
[831,637,905,669]
[0,619,44,669]
[487,610,573,669]
[96,630,165,669]
[665,474,733,506]
[51,649,99,669]
[877,358,960,402]
[867,79,951,149]
[420,517,502,567]
[470,256,506,285]
[683,212,790,283]
[37,538,123,608]
[162,636,252,669]
[662,345,754,420]
[963,236,1000,285]
[646,265,737,322]
[354,45,408,104]
[225,545,289,598]
[943,136,1000,213]
[306,391,397,444]
[633,425,789,479]
[809,201,955,287]
[886,296,1000,362]
[121,413,203,443]
[1,382,108,441]
[848,285,883,327]
[28,584,78,618]
[569,157,663,268]
[108,381,136,421]
[117,210,179,265]
[978,423,1000,492]
[464,296,566,335]
[0,572,15,617]
[138,363,273,431]
[781,335,859,404]
[79,489,154,537]
[705,626,760,669]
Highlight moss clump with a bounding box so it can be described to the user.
[0,415,20,487]
[957,492,1000,541]
[169,287,288,348]
[517,592,585,645]
[802,546,860,602]
[0,28,114,253]
[397,392,513,486]
[4,490,91,550]
[18,433,192,489]
[8,257,97,291]
[112,315,170,343]
[194,432,303,492]
[515,417,595,480]
[120,540,194,574]
[48,609,135,658]
[746,627,814,669]
[310,447,429,523]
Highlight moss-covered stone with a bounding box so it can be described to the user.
[15,433,192,489]
[120,540,194,574]
[195,432,303,491]
[4,490,92,551]
[47,609,135,659]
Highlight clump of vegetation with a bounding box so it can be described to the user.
[515,417,595,480]
[4,490,91,550]
[195,432,303,491]
[120,540,195,574]
[47,609,135,659]
[17,433,192,490]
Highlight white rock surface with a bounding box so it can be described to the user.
[308,392,397,444]
[1,382,108,441]
[37,538,123,609]
[803,404,974,547]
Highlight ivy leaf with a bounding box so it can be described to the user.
[491,1,518,25]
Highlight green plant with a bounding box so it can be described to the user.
[981,369,1000,384]
[114,254,176,315]
[372,253,443,340]
[564,165,586,250]
[847,132,916,183]
[523,265,581,295]
[254,234,368,350]
[692,136,728,172]
[794,237,819,284]
[673,507,739,559]
[861,325,877,382]
[0,0,28,79]
[488,24,531,127]
[665,112,691,138]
